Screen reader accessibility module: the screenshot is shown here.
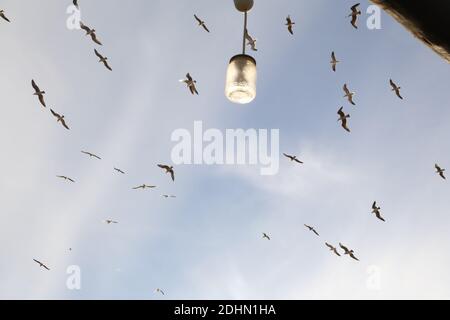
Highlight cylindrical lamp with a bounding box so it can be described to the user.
[225,54,257,104]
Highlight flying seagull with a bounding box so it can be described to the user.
[94,49,112,71]
[330,51,339,72]
[337,107,351,133]
[349,3,361,29]
[50,109,70,130]
[283,153,303,164]
[245,29,258,51]
[262,233,271,240]
[114,167,125,174]
[80,21,102,45]
[179,73,198,95]
[33,259,50,270]
[304,224,320,236]
[371,201,385,222]
[31,80,46,108]
[194,14,210,33]
[133,184,156,190]
[162,195,176,198]
[81,151,101,160]
[325,243,341,257]
[155,288,165,296]
[104,220,118,224]
[0,9,11,22]
[57,175,75,183]
[343,84,356,105]
[435,164,446,180]
[158,164,175,181]
[390,79,403,100]
[285,15,295,35]
[339,243,359,261]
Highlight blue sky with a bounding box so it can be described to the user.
[0,0,450,299]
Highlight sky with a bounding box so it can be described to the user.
[0,0,449,300]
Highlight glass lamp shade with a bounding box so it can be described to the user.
[225,54,257,104]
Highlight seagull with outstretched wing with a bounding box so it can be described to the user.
[343,84,356,105]
[194,14,210,33]
[283,153,303,164]
[371,201,385,222]
[158,164,175,181]
[57,175,75,183]
[179,73,198,95]
[245,29,258,51]
[133,184,156,190]
[114,167,125,174]
[349,3,361,29]
[304,224,320,237]
[81,151,101,160]
[435,164,446,180]
[80,21,102,45]
[337,107,351,133]
[331,51,339,72]
[339,243,359,261]
[31,80,46,108]
[50,109,70,130]
[390,79,403,100]
[94,49,112,71]
[33,259,50,270]
[262,233,271,240]
[285,15,295,35]
[104,220,118,224]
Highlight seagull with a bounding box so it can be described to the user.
[50,109,70,130]
[133,184,156,190]
[94,49,112,71]
[262,233,271,240]
[158,164,175,181]
[33,259,50,270]
[194,14,210,33]
[162,195,176,198]
[349,3,361,29]
[80,21,102,45]
[81,151,101,160]
[0,9,11,22]
[155,288,165,296]
[343,84,356,105]
[73,0,79,9]
[57,175,75,183]
[337,107,351,133]
[304,224,320,236]
[31,80,46,108]
[245,29,258,51]
[285,15,295,35]
[435,164,446,180]
[330,51,339,72]
[371,201,385,222]
[114,167,125,174]
[179,73,198,95]
[104,220,118,224]
[390,79,403,100]
[283,153,303,164]
[325,243,341,257]
[339,243,359,261]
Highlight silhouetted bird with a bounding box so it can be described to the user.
[114,168,125,174]
[50,109,70,130]
[80,21,102,45]
[31,80,46,108]
[343,84,356,105]
[104,220,118,224]
[283,153,303,164]
[262,233,271,240]
[180,73,198,95]
[304,224,320,236]
[33,259,50,270]
[0,9,11,22]
[349,3,361,29]
[325,243,341,256]
[133,184,156,190]
[285,15,295,35]
[331,51,339,72]
[339,243,359,261]
[194,14,210,33]
[245,29,258,51]
[155,288,165,296]
[81,151,101,160]
[435,164,446,180]
[158,164,175,181]
[337,107,351,133]
[390,79,403,100]
[371,201,385,222]
[94,49,112,71]
[57,175,75,183]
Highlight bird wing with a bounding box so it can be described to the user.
[294,158,303,164]
[341,118,350,132]
[372,201,377,209]
[376,212,385,221]
[94,49,103,59]
[350,253,359,261]
[158,164,170,170]
[170,170,175,181]
[38,95,46,107]
[103,60,112,71]
[332,63,336,72]
[339,243,349,253]
[325,243,333,249]
[68,178,75,182]
[202,24,210,33]
[1,12,10,22]
[337,107,345,117]
[79,21,90,33]
[288,25,293,35]
[50,109,59,118]
[283,153,292,159]
[31,79,40,92]
[194,14,202,24]
[61,118,70,130]
[313,229,320,236]
[351,15,358,28]
[389,79,396,89]
[343,84,350,95]
[440,172,446,179]
[91,33,102,45]
[331,51,336,62]
[351,3,361,12]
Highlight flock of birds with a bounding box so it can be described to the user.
[1,1,448,296]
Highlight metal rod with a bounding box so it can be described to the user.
[242,11,247,54]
